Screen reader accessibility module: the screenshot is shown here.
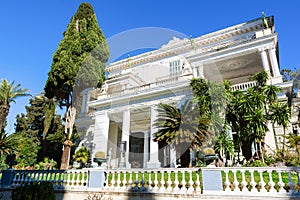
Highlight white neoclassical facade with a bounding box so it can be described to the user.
[76,16,290,168]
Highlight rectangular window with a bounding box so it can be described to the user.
[169,60,181,75]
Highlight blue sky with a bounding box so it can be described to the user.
[1,0,299,133]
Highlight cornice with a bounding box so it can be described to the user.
[106,18,266,73]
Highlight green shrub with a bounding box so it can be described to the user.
[249,160,267,167]
[264,154,276,166]
[12,182,56,200]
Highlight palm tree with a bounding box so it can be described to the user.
[251,70,269,88]
[35,94,57,140]
[154,101,210,167]
[285,133,300,161]
[0,132,15,157]
[263,85,281,148]
[245,109,268,161]
[0,79,30,131]
[269,102,291,152]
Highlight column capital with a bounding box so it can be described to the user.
[258,44,275,52]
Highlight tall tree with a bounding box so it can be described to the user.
[13,94,65,167]
[44,2,109,169]
[190,78,231,162]
[0,79,30,132]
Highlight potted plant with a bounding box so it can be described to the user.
[72,146,90,169]
[93,151,107,167]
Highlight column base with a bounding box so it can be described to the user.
[147,160,161,169]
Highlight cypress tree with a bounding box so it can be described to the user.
[44,2,109,169]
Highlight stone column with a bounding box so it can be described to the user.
[192,65,198,78]
[259,49,271,73]
[147,106,161,168]
[143,132,149,168]
[268,47,281,77]
[198,64,204,78]
[120,109,131,168]
[93,111,110,163]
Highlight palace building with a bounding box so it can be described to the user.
[76,15,295,169]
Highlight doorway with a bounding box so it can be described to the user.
[129,132,144,168]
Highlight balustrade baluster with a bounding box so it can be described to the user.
[112,171,118,191]
[82,171,86,187]
[224,169,231,192]
[145,171,150,192]
[181,171,187,193]
[132,171,139,191]
[288,171,295,194]
[258,170,267,193]
[173,170,180,193]
[27,171,32,184]
[59,171,65,189]
[166,170,172,192]
[67,171,72,188]
[233,170,240,192]
[187,170,194,193]
[195,170,201,193]
[104,171,110,190]
[240,169,248,192]
[267,170,276,192]
[127,171,132,190]
[116,171,121,190]
[159,171,166,192]
[52,171,58,190]
[71,171,76,187]
[152,171,159,192]
[24,171,29,184]
[49,171,54,185]
[249,169,257,193]
[77,171,82,187]
[140,171,146,192]
[120,171,126,191]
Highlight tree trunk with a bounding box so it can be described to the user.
[0,104,10,132]
[241,140,253,161]
[282,127,286,154]
[60,140,73,170]
[259,142,264,163]
[271,123,279,150]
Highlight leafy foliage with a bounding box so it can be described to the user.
[154,101,210,167]
[225,71,289,161]
[12,182,56,200]
[13,94,65,168]
[73,146,90,166]
[44,2,109,108]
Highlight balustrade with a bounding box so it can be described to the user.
[220,167,300,195]
[10,169,88,190]
[1,167,299,197]
[231,81,256,91]
[103,168,201,194]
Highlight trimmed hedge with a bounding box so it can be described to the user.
[12,182,56,200]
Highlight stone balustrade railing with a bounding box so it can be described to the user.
[1,167,299,197]
[103,168,201,194]
[231,81,256,91]
[8,169,89,190]
[220,167,300,195]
